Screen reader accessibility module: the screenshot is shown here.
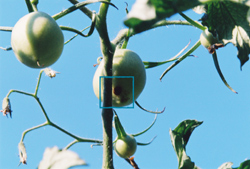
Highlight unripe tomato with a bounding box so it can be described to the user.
[11,12,64,68]
[93,49,146,107]
[200,29,218,48]
[114,134,137,159]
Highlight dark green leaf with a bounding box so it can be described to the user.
[236,160,250,169]
[124,0,202,33]
[124,0,250,33]
[170,120,203,169]
[202,2,250,67]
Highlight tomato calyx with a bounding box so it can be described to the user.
[200,28,224,53]
[113,110,137,159]
[114,111,128,140]
[208,43,224,54]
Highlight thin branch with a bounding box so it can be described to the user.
[179,12,205,30]
[63,140,79,150]
[0,26,13,32]
[68,0,96,19]
[54,0,117,20]
[0,47,12,51]
[25,0,34,13]
[20,122,48,142]
[125,157,139,169]
[34,70,44,97]
[64,26,90,45]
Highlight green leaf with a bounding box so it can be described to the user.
[219,160,250,169]
[124,0,202,33]
[38,146,87,169]
[236,160,250,169]
[202,2,250,67]
[218,162,233,169]
[170,120,203,169]
[124,0,250,33]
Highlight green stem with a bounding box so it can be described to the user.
[160,40,201,80]
[6,90,34,98]
[0,47,12,51]
[96,1,114,169]
[0,26,13,32]
[52,0,95,20]
[179,12,206,30]
[34,97,51,122]
[49,121,103,143]
[64,140,79,150]
[68,1,115,168]
[20,121,102,148]
[31,3,38,12]
[60,12,96,37]
[49,121,80,140]
[68,0,93,19]
[20,122,48,142]
[34,70,44,97]
[64,26,91,45]
[53,0,116,20]
[25,0,34,13]
[121,29,130,49]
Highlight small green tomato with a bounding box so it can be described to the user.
[93,49,146,107]
[114,134,137,159]
[11,11,64,68]
[200,29,218,48]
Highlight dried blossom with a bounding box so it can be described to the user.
[18,142,27,165]
[1,97,12,118]
[44,68,60,78]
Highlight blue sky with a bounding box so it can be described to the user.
[1,1,250,169]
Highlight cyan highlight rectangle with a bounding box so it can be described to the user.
[99,76,134,109]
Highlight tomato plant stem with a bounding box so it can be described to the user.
[179,12,206,30]
[20,122,48,142]
[96,1,115,168]
[0,26,13,32]
[34,70,44,97]
[25,0,34,13]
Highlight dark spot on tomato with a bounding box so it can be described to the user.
[114,86,122,95]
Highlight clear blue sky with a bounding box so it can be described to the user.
[1,1,250,169]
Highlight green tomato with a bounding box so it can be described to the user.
[11,11,64,68]
[114,134,137,159]
[93,49,146,107]
[200,29,218,48]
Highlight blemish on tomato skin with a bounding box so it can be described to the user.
[114,86,122,95]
